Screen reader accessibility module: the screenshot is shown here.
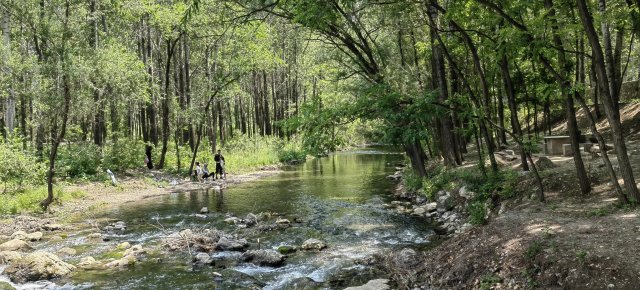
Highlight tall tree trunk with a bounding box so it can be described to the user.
[428,1,458,167]
[545,0,591,194]
[158,37,179,169]
[2,4,15,138]
[577,0,639,202]
[41,0,72,210]
[500,57,529,171]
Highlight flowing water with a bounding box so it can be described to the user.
[4,147,437,289]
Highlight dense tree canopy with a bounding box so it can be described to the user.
[1,0,639,207]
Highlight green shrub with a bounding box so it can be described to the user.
[421,165,454,200]
[278,148,307,163]
[102,138,146,172]
[58,142,101,177]
[0,139,47,192]
[468,201,487,225]
[404,170,424,192]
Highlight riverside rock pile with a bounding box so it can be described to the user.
[388,171,474,235]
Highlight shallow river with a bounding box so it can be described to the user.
[4,147,437,289]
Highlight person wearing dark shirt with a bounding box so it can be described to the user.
[145,145,154,169]
[214,150,225,179]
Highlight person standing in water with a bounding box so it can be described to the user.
[214,150,225,179]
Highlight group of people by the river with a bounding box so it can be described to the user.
[193,150,226,182]
[143,145,226,182]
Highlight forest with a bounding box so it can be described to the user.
[2,0,638,208]
[1,0,640,289]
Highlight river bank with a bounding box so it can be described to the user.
[383,147,640,289]
[0,167,283,237]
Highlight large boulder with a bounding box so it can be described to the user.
[215,237,248,251]
[3,251,76,283]
[535,156,557,171]
[11,231,43,242]
[0,240,32,252]
[241,249,285,267]
[436,194,455,212]
[301,238,327,251]
[0,251,22,264]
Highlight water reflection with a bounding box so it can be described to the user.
[64,147,435,289]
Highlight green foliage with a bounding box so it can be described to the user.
[479,274,502,290]
[102,139,147,172]
[587,206,613,217]
[0,137,47,192]
[58,143,102,178]
[403,169,424,192]
[525,240,544,261]
[0,186,85,214]
[468,201,488,225]
[421,165,455,201]
[576,249,588,264]
[278,149,307,164]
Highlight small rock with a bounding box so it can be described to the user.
[275,218,291,224]
[241,249,285,267]
[412,207,426,216]
[56,247,77,256]
[224,217,241,224]
[113,221,127,231]
[344,279,390,290]
[87,233,102,242]
[458,186,472,199]
[276,245,297,255]
[116,242,131,250]
[200,207,209,214]
[42,224,62,231]
[425,202,438,212]
[0,240,31,252]
[244,213,258,226]
[193,214,207,219]
[301,239,327,251]
[77,256,102,269]
[194,252,213,265]
[26,232,43,242]
[436,195,455,211]
[215,237,248,251]
[123,245,145,258]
